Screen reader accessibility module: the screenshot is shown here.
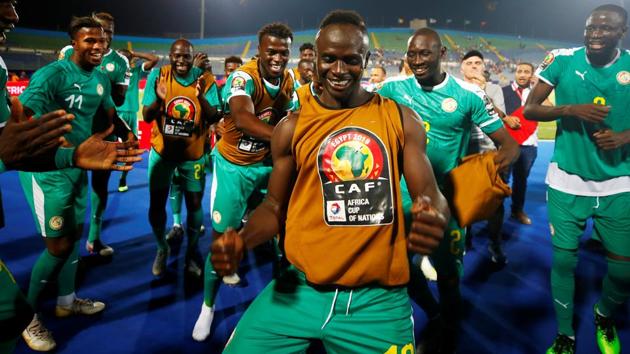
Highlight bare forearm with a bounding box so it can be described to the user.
[235,115,274,141]
[240,201,282,249]
[199,97,220,125]
[524,103,568,122]
[143,101,162,123]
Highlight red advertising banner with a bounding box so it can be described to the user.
[7,81,29,96]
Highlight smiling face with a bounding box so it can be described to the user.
[169,41,193,77]
[584,10,626,63]
[258,34,290,81]
[406,32,445,86]
[72,27,106,70]
[316,23,368,104]
[0,0,18,44]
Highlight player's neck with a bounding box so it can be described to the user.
[319,87,372,109]
[417,71,445,87]
[70,55,96,72]
[587,48,619,67]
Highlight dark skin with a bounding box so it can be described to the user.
[211,23,450,277]
[142,39,218,250]
[143,40,219,125]
[407,30,519,172]
[94,17,127,106]
[297,60,315,85]
[524,9,630,262]
[228,34,290,142]
[118,49,159,72]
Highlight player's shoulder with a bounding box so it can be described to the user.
[33,60,68,80]
[111,49,130,67]
[543,47,584,66]
[380,74,414,89]
[58,45,73,60]
[450,75,485,99]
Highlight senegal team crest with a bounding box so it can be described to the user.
[166,96,196,121]
[317,127,393,226]
[441,98,458,113]
[616,71,630,85]
[106,63,115,72]
[96,84,104,96]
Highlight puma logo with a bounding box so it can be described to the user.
[554,299,570,309]
[575,70,587,80]
[73,83,82,91]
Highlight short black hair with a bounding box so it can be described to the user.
[462,50,484,62]
[320,10,367,34]
[258,23,293,44]
[592,4,628,24]
[224,56,243,66]
[68,16,102,39]
[299,42,314,52]
[92,12,115,23]
[516,62,534,71]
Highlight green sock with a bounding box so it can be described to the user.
[57,241,80,297]
[551,246,578,336]
[203,253,220,307]
[27,250,65,308]
[169,182,183,226]
[407,256,440,319]
[88,190,105,243]
[186,208,204,257]
[598,257,630,317]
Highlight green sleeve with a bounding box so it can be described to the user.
[19,66,59,117]
[204,83,222,111]
[222,71,255,113]
[471,90,504,135]
[142,68,159,107]
[112,55,131,86]
[376,81,394,99]
[536,49,564,87]
[58,46,73,61]
[100,76,116,110]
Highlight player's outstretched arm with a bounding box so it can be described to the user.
[399,105,449,255]
[211,112,298,276]
[524,80,609,123]
[0,98,73,171]
[229,95,275,141]
[133,51,159,71]
[74,125,143,171]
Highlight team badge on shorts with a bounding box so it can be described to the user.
[212,211,222,224]
[317,127,394,226]
[49,216,64,231]
[441,98,458,113]
[549,223,555,237]
[96,84,104,96]
[616,71,630,85]
[106,63,115,72]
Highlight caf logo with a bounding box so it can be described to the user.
[617,71,630,85]
[319,128,385,183]
[166,96,196,120]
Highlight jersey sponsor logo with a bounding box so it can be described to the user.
[105,63,115,72]
[236,108,277,153]
[317,127,394,226]
[49,216,64,231]
[539,52,554,71]
[441,97,458,113]
[96,84,104,96]
[616,71,630,85]
[574,70,587,80]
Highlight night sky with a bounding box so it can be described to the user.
[17,0,630,45]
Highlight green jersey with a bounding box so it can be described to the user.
[378,73,504,181]
[537,47,630,181]
[19,59,115,146]
[0,56,9,126]
[59,46,130,87]
[117,64,147,113]
[142,66,221,110]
